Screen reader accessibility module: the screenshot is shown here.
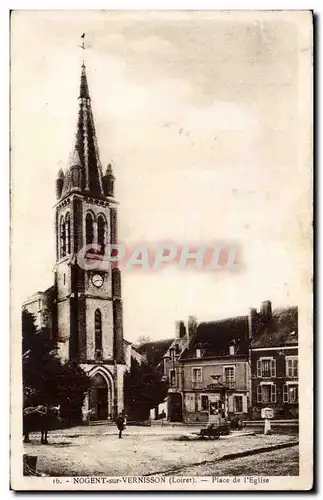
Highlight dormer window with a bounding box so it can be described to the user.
[229,340,235,356]
[196,348,201,358]
[169,369,176,387]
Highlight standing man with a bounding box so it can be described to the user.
[116,410,126,439]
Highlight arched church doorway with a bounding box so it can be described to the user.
[89,372,110,420]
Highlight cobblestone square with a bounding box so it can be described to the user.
[23,425,298,477]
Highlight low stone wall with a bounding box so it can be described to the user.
[243,419,299,435]
[183,411,208,424]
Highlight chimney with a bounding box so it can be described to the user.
[248,308,257,339]
[187,316,198,347]
[260,300,272,322]
[179,321,186,338]
[175,321,181,339]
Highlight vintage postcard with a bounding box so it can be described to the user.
[10,10,313,491]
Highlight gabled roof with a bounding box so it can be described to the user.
[163,335,188,358]
[181,315,249,359]
[136,339,173,367]
[251,307,298,348]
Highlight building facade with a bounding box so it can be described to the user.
[249,302,298,419]
[164,316,250,423]
[163,319,192,422]
[164,301,298,423]
[22,288,55,331]
[23,61,126,420]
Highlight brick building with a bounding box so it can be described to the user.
[249,301,298,419]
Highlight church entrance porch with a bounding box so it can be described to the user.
[88,371,112,421]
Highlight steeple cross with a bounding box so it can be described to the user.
[80,33,86,51]
[80,33,86,65]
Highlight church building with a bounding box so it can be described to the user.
[23,60,127,420]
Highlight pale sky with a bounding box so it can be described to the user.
[11,11,312,342]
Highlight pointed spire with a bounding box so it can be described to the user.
[106,163,115,178]
[68,148,81,168]
[103,163,115,197]
[76,60,104,196]
[59,58,106,200]
[79,63,90,99]
[56,169,65,199]
[57,38,112,201]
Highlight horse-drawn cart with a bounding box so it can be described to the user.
[199,420,231,439]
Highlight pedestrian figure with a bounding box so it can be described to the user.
[116,410,125,439]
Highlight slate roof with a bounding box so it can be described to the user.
[60,63,106,199]
[137,339,173,367]
[251,307,298,348]
[180,315,250,359]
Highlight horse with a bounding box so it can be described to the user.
[23,404,61,444]
[82,407,96,425]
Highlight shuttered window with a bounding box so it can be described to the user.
[283,384,298,403]
[257,358,276,378]
[286,357,298,378]
[271,384,277,403]
[257,384,276,403]
[201,395,208,411]
[257,385,262,403]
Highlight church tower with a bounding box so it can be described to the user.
[54,61,125,420]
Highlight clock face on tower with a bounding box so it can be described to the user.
[91,273,104,288]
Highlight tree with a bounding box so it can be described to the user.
[22,310,90,424]
[135,335,151,346]
[124,358,168,422]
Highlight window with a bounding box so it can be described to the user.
[257,358,276,378]
[59,216,66,258]
[192,367,202,388]
[169,369,176,387]
[234,395,243,413]
[224,366,235,388]
[192,368,202,381]
[229,340,235,356]
[94,309,102,356]
[201,395,209,411]
[65,212,71,254]
[257,383,277,403]
[86,213,94,245]
[286,357,298,378]
[97,215,106,254]
[283,384,298,403]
